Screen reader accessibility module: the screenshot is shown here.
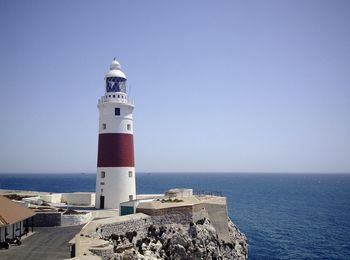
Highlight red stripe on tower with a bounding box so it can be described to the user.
[97,133,135,167]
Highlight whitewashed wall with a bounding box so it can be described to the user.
[61,193,95,206]
[61,212,92,226]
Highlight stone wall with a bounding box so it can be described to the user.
[151,212,193,226]
[89,246,114,260]
[192,203,210,222]
[92,215,248,260]
[100,215,152,238]
[137,205,192,216]
[200,202,230,241]
[98,211,193,240]
[95,198,231,246]
[136,205,193,224]
[29,212,61,227]
[99,203,225,239]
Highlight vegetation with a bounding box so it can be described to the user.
[161,198,184,203]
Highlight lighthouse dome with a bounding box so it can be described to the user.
[110,60,121,70]
[105,59,126,79]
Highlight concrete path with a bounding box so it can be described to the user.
[0,225,83,260]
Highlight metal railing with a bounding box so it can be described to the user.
[98,96,134,106]
[193,190,224,197]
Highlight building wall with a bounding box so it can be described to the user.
[0,220,25,241]
[61,212,92,227]
[39,194,62,204]
[97,102,133,135]
[0,226,6,242]
[96,167,136,209]
[61,193,95,206]
[22,196,43,205]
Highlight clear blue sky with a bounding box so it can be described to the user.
[0,1,349,173]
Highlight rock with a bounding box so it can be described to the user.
[98,217,247,259]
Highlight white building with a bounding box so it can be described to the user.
[0,196,35,243]
[95,59,136,209]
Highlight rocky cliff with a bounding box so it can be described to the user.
[100,217,247,260]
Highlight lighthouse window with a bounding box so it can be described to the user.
[127,124,131,131]
[101,171,105,178]
[128,171,133,178]
[100,182,105,185]
[102,123,106,130]
[115,108,120,116]
[113,95,115,98]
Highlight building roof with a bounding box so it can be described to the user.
[0,196,35,227]
[137,195,226,210]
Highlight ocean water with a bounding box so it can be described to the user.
[0,173,349,260]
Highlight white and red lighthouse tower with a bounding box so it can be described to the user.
[95,59,136,209]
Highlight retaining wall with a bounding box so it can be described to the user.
[29,212,61,227]
[136,205,193,221]
[100,215,153,238]
[61,212,92,227]
[99,210,193,239]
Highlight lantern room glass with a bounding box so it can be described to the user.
[106,77,126,93]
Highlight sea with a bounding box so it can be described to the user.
[0,173,349,260]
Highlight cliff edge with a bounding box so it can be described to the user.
[108,217,247,260]
[71,191,248,259]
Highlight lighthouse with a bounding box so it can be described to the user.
[95,59,136,209]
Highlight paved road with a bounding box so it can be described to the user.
[0,225,83,260]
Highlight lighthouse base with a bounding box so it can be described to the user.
[95,167,136,209]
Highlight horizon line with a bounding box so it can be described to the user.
[0,172,350,175]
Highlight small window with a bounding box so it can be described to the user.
[115,108,120,116]
[102,123,106,130]
[127,124,131,131]
[118,95,120,98]
[129,195,133,201]
[101,171,105,178]
[113,95,115,98]
[100,182,105,185]
[128,171,133,178]
[109,95,111,98]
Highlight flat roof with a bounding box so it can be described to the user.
[137,195,226,210]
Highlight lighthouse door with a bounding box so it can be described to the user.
[100,196,105,209]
